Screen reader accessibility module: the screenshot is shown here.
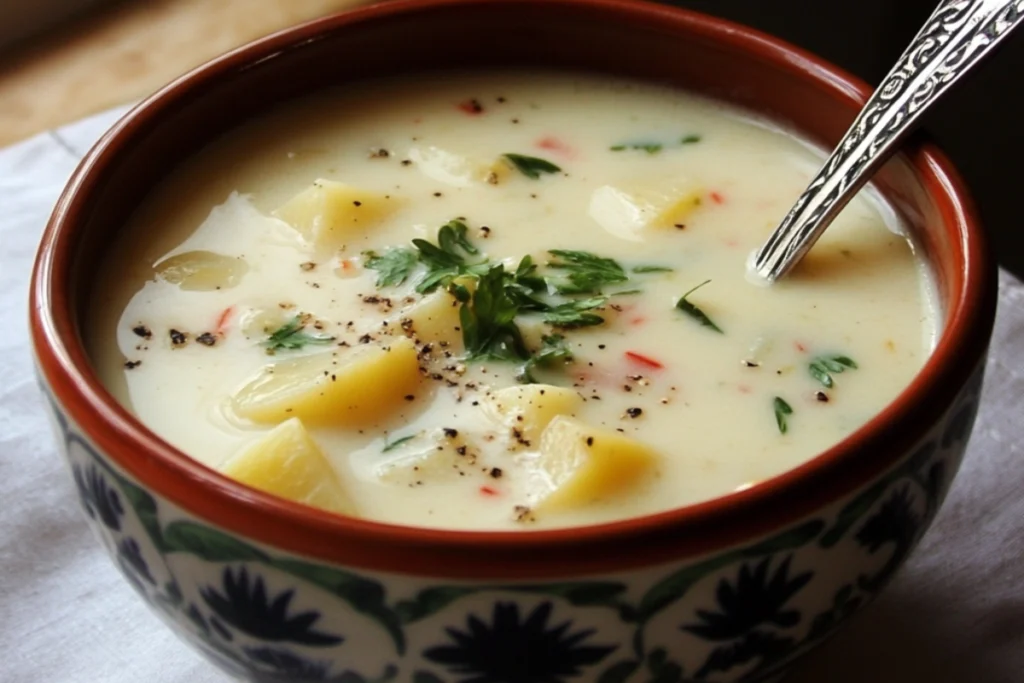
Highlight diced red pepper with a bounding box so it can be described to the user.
[479,485,499,497]
[214,306,235,336]
[535,136,575,159]
[625,351,664,369]
[795,341,808,353]
[709,191,725,205]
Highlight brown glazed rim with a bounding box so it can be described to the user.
[31,0,995,579]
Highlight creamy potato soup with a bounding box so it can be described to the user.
[87,72,938,530]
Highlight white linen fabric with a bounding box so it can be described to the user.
[1,108,1020,683]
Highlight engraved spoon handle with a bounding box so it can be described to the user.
[751,0,1024,283]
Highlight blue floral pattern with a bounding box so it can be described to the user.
[40,359,987,682]
[200,566,344,646]
[423,601,615,683]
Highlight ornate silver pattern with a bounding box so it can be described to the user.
[751,0,1024,283]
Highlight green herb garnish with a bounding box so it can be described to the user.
[382,434,416,453]
[519,334,574,383]
[610,142,663,154]
[363,247,417,287]
[632,265,674,273]
[675,280,723,333]
[412,219,489,293]
[458,265,531,363]
[547,250,628,294]
[262,315,335,351]
[774,396,793,434]
[502,153,562,179]
[681,134,702,144]
[543,296,607,329]
[808,355,858,388]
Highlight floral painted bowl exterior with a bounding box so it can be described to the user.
[30,1,997,682]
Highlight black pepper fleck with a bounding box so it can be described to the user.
[169,329,187,346]
[626,407,643,418]
[132,325,151,339]
[124,360,142,370]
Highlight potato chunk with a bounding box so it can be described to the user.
[529,416,657,510]
[390,290,464,347]
[154,250,248,291]
[589,179,704,240]
[221,418,355,515]
[231,337,421,426]
[484,384,582,443]
[375,429,476,485]
[273,179,398,249]
[408,146,511,187]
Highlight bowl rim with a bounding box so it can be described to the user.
[30,0,996,578]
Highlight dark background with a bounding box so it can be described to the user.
[664,0,1024,280]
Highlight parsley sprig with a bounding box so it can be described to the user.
[364,248,417,287]
[411,220,490,293]
[809,355,858,388]
[262,315,335,352]
[675,280,724,333]
[457,265,531,363]
[542,296,608,328]
[546,250,628,294]
[773,396,793,434]
[363,220,661,382]
[502,154,561,179]
[518,334,574,383]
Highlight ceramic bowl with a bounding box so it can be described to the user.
[30,0,997,681]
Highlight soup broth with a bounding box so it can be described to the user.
[87,72,937,530]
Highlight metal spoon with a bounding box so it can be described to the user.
[750,0,1024,283]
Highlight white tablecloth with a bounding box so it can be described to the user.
[1,108,1021,683]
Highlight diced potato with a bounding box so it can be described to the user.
[408,146,510,187]
[588,179,704,240]
[273,179,398,250]
[376,429,475,485]
[221,418,356,515]
[529,416,658,510]
[154,250,248,291]
[483,384,582,443]
[231,337,421,426]
[389,290,464,347]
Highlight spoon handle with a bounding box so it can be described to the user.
[751,0,1024,283]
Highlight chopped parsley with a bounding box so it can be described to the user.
[546,250,628,294]
[457,265,531,363]
[542,296,607,329]
[610,142,662,154]
[365,220,642,382]
[382,434,416,453]
[262,315,335,351]
[809,355,858,388]
[364,247,417,287]
[675,280,723,333]
[412,219,490,293]
[502,153,561,179]
[518,334,574,383]
[681,134,702,144]
[773,396,793,434]
[632,265,674,273]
